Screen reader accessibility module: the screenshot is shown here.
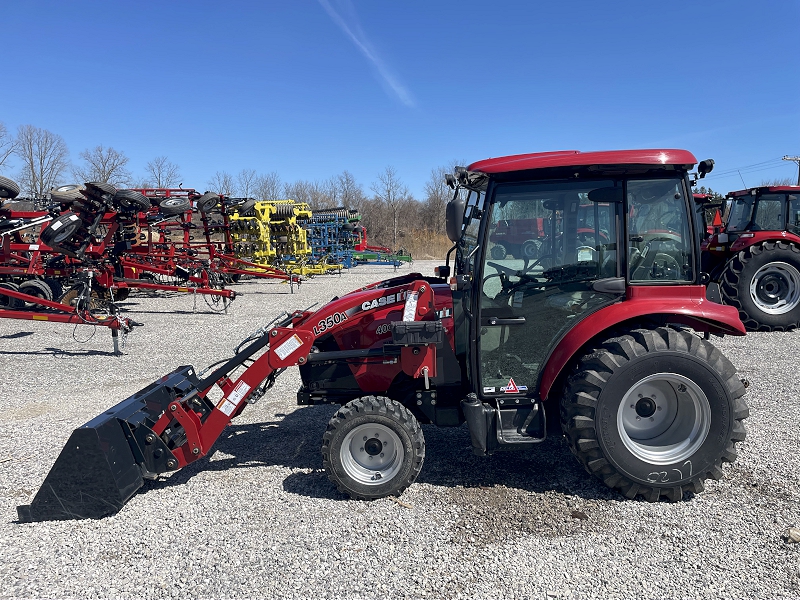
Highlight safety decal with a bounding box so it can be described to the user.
[216,399,237,416]
[228,380,251,405]
[402,291,419,321]
[483,386,496,393]
[501,378,528,394]
[275,333,303,360]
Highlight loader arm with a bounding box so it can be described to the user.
[18,280,438,522]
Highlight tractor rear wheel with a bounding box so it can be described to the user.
[520,239,539,260]
[561,326,748,502]
[322,396,425,500]
[720,241,800,331]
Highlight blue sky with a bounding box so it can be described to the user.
[1,0,798,198]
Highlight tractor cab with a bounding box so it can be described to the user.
[714,186,800,242]
[701,186,800,330]
[444,152,708,410]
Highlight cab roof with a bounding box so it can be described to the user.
[728,186,800,197]
[468,149,698,174]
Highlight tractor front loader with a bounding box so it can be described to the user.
[19,149,750,522]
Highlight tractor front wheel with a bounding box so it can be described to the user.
[561,327,748,501]
[322,396,425,500]
[720,241,800,331]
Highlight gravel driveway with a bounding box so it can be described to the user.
[1,261,798,599]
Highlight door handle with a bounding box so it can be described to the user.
[486,316,526,326]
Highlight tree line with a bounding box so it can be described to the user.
[0,122,458,253]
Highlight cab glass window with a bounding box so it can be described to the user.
[627,178,693,283]
[788,195,800,234]
[753,194,785,231]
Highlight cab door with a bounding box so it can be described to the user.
[478,181,623,397]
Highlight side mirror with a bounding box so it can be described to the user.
[587,187,623,203]
[445,195,467,242]
[698,159,715,179]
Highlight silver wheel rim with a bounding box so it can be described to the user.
[617,373,711,465]
[340,423,404,486]
[749,261,800,315]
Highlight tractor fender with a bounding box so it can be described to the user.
[729,231,800,253]
[538,284,745,401]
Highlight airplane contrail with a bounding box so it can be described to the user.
[317,0,415,108]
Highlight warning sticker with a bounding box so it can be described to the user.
[217,399,237,416]
[501,378,528,394]
[275,333,303,360]
[483,387,496,393]
[403,292,419,321]
[228,380,251,405]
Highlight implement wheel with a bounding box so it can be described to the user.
[159,197,191,215]
[720,241,800,331]
[114,189,150,212]
[197,192,220,213]
[322,396,425,500]
[50,184,85,203]
[560,327,748,502]
[19,279,53,308]
[40,213,82,247]
[0,282,25,309]
[0,175,20,199]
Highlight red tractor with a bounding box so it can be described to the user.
[702,185,800,330]
[19,149,749,522]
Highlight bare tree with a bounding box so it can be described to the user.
[0,122,16,174]
[336,170,366,211]
[284,180,312,204]
[73,145,132,187]
[237,168,258,199]
[307,180,332,209]
[371,166,409,250]
[207,171,236,196]
[422,165,456,234]
[145,156,182,188]
[14,125,70,198]
[761,177,795,186]
[255,171,283,200]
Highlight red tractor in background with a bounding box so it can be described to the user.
[702,185,800,330]
[19,149,749,522]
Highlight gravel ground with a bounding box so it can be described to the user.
[1,260,799,599]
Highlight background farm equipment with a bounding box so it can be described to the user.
[300,207,360,269]
[19,149,749,523]
[701,185,800,330]
[351,223,412,266]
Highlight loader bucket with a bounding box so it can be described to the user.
[17,421,143,522]
[18,366,200,523]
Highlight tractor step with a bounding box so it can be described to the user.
[461,394,545,455]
